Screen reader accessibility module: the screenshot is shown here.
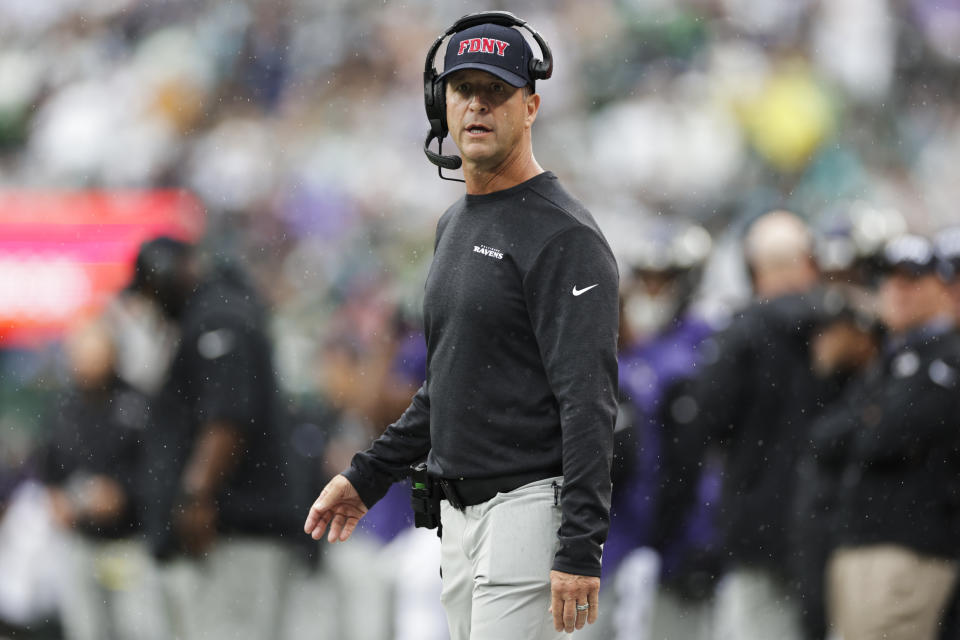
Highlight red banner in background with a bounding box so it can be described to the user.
[0,191,205,347]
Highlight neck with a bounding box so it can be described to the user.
[462,144,544,195]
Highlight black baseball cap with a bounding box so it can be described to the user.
[127,236,195,317]
[879,234,948,279]
[438,23,535,89]
[813,286,882,336]
[935,227,960,277]
[128,237,191,293]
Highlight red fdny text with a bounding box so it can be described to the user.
[457,38,510,56]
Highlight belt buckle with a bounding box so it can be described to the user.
[439,479,465,511]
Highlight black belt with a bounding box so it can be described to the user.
[437,467,562,511]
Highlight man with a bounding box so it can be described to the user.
[827,234,960,640]
[935,225,960,640]
[130,237,296,640]
[683,210,823,640]
[790,290,883,640]
[38,318,168,640]
[304,13,619,639]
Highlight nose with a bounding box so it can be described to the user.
[467,90,489,112]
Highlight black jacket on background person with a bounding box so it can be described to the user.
[38,376,148,539]
[685,292,828,573]
[790,368,870,640]
[144,266,294,558]
[831,323,960,559]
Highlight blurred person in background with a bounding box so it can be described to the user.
[304,11,619,639]
[935,227,960,322]
[288,312,443,640]
[367,314,449,640]
[684,209,823,640]
[601,218,722,640]
[826,234,960,640]
[934,226,960,640]
[36,317,168,640]
[789,290,884,640]
[813,203,908,298]
[283,335,398,640]
[796,203,905,637]
[128,236,298,640]
[0,467,64,639]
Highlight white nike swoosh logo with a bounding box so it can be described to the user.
[572,284,599,296]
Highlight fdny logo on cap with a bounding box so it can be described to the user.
[457,38,510,56]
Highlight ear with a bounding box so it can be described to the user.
[525,92,541,128]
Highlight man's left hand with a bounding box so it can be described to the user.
[549,569,600,633]
[175,493,218,556]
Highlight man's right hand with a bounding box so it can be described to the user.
[303,474,368,543]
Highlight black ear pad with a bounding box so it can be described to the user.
[431,76,447,138]
[530,57,552,81]
[423,39,448,140]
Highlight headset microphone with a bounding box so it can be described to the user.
[422,11,553,182]
[423,131,463,174]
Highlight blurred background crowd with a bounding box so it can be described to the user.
[1,0,960,639]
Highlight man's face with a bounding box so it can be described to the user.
[621,269,683,342]
[444,69,537,169]
[878,271,949,333]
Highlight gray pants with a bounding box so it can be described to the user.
[160,537,293,640]
[282,532,393,640]
[649,589,714,640]
[609,547,713,640]
[59,535,169,640]
[389,526,448,640]
[439,476,565,640]
[713,567,803,640]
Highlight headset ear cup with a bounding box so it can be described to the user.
[434,79,448,137]
[424,71,447,139]
[529,31,553,80]
[530,59,552,81]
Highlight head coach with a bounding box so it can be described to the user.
[303,11,619,638]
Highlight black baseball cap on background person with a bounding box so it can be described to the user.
[934,227,960,280]
[813,286,883,338]
[127,236,195,317]
[438,23,536,89]
[879,234,952,281]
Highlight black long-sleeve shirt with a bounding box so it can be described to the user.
[832,323,960,559]
[144,271,294,559]
[684,292,826,571]
[38,377,147,539]
[344,171,619,576]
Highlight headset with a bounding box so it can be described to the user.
[423,11,553,181]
